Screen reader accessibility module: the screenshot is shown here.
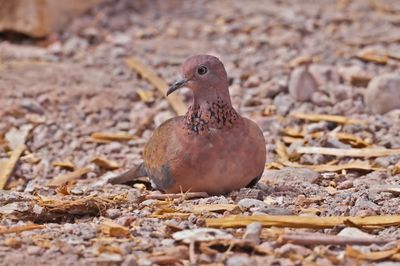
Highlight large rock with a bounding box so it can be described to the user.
[365,73,400,114]
[0,0,101,37]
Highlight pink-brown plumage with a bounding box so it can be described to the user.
[115,55,266,195]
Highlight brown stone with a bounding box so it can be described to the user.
[365,73,400,114]
[289,66,318,102]
[0,0,101,37]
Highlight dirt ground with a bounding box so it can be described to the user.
[1,0,400,265]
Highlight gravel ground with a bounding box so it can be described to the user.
[1,0,400,265]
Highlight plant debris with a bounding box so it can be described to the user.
[295,147,400,157]
[0,125,32,189]
[125,57,187,115]
[206,215,400,229]
[89,132,136,142]
[48,167,92,187]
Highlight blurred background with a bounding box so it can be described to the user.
[1,0,400,185]
[1,0,400,187]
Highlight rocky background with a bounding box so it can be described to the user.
[1,0,400,265]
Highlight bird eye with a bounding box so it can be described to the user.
[197,66,208,75]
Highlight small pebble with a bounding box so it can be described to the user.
[26,246,43,256]
[238,198,266,210]
[337,180,353,190]
[252,207,294,216]
[20,99,45,114]
[277,243,311,257]
[242,222,262,244]
[311,91,331,106]
[121,255,138,266]
[70,187,84,195]
[105,208,121,219]
[105,142,123,153]
[226,255,251,266]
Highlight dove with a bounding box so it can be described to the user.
[112,54,266,195]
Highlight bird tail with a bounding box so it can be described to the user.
[109,163,147,184]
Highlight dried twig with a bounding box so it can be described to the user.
[91,156,119,170]
[100,219,130,237]
[89,132,136,142]
[281,160,382,172]
[0,124,33,189]
[0,224,44,235]
[291,113,366,125]
[275,140,290,161]
[295,147,400,157]
[192,204,239,214]
[288,55,314,68]
[349,74,372,87]
[206,215,400,229]
[145,192,209,200]
[48,167,91,187]
[346,246,400,261]
[151,213,191,219]
[356,49,388,64]
[279,233,389,246]
[0,144,25,189]
[52,161,75,171]
[125,57,187,115]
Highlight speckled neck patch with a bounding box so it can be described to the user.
[184,98,239,135]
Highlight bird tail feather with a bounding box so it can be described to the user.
[109,163,147,184]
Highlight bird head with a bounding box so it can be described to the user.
[167,55,230,104]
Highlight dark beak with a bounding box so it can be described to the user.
[166,77,189,96]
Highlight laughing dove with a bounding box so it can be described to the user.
[112,54,266,195]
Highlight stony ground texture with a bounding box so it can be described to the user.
[1,0,400,265]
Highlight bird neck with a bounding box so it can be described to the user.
[192,85,232,106]
[183,92,240,135]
